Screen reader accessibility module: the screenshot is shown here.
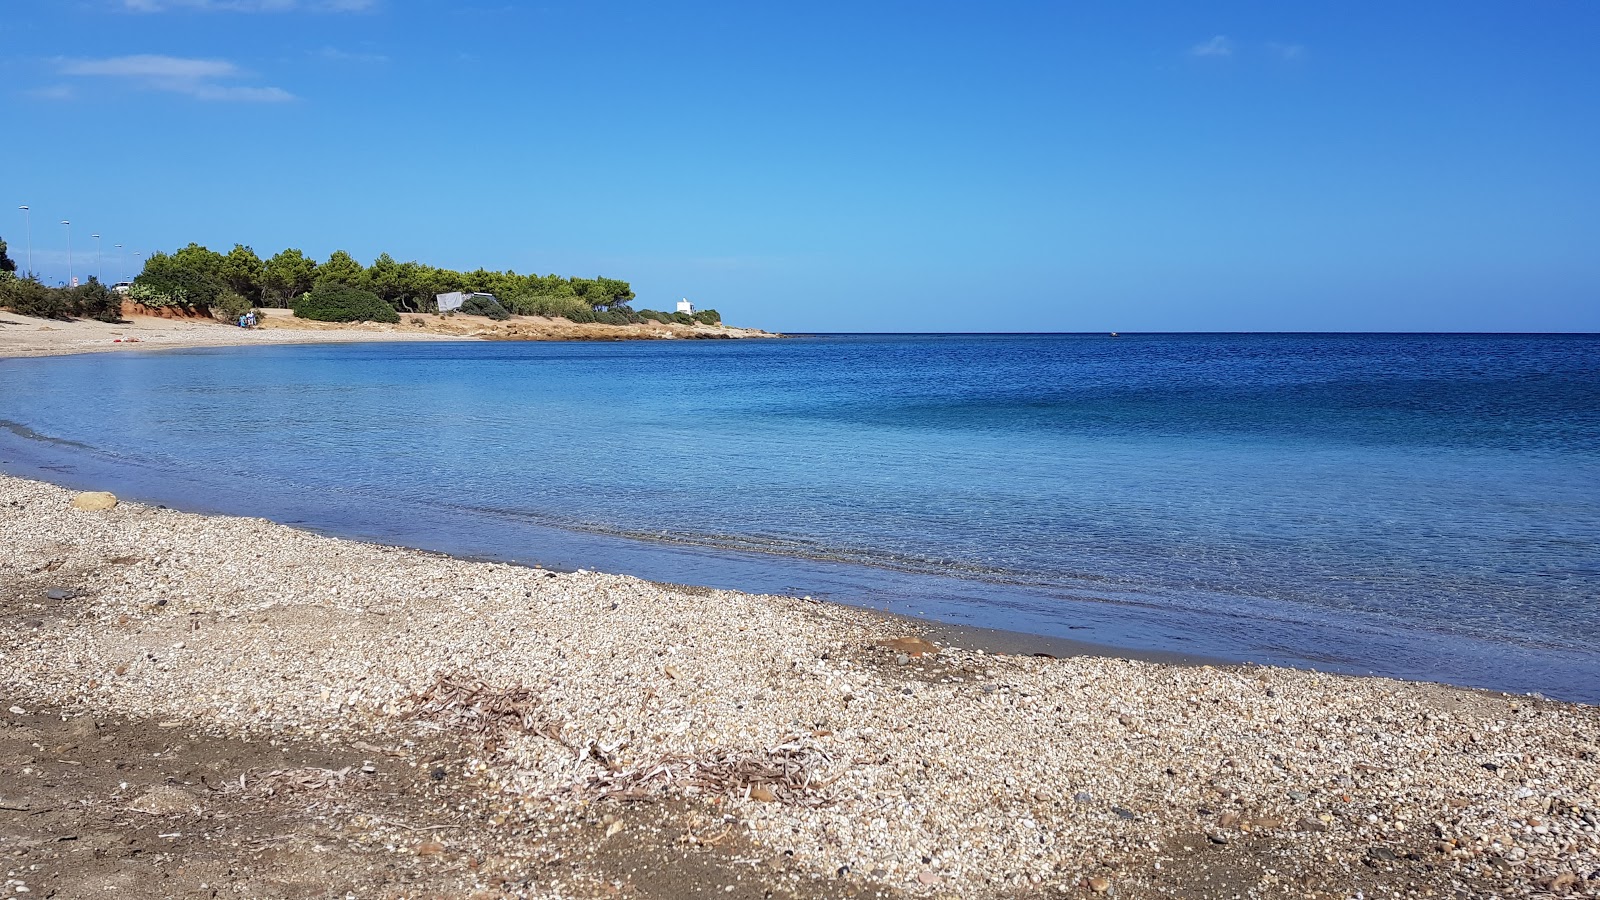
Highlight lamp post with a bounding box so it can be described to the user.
[61,220,73,287]
[17,206,31,276]
[115,244,124,283]
[92,233,102,283]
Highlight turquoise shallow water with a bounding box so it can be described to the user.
[2,333,1597,700]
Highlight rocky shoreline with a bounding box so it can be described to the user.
[1,472,1596,898]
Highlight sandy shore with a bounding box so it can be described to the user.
[0,308,777,359]
[1,473,1596,898]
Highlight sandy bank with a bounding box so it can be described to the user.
[0,308,779,359]
[2,473,1596,898]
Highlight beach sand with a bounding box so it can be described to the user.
[2,472,1596,899]
[0,307,777,359]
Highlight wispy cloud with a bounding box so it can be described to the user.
[57,54,295,101]
[1189,35,1234,58]
[1267,41,1307,61]
[313,45,388,63]
[23,84,77,101]
[120,0,374,11]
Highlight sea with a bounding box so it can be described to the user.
[2,333,1596,702]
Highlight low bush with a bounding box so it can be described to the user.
[211,290,254,324]
[0,276,66,319]
[693,309,722,325]
[292,282,399,323]
[502,292,591,319]
[71,278,123,322]
[457,294,511,320]
[0,276,123,322]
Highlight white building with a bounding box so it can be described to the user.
[436,291,497,313]
[676,298,694,315]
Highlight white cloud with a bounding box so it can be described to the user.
[314,45,389,63]
[56,54,295,102]
[22,84,77,101]
[1267,41,1307,61]
[120,0,374,11]
[1189,35,1234,58]
[61,55,240,80]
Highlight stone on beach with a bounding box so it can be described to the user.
[71,491,118,511]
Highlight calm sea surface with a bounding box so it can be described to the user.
[2,334,1597,701]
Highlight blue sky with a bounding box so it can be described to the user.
[3,1,1597,332]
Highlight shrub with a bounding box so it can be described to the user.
[693,309,722,325]
[502,291,591,319]
[0,276,66,319]
[211,290,254,324]
[70,278,123,322]
[292,283,399,323]
[457,294,511,320]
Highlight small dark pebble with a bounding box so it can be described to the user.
[1209,833,1229,845]
[1367,847,1397,861]
[1112,807,1137,821]
[836,865,850,877]
[430,767,447,781]
[45,587,81,601]
[1075,792,1093,803]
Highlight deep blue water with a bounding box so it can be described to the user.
[2,334,1597,701]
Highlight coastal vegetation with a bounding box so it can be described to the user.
[131,243,659,322]
[290,282,401,324]
[0,235,726,328]
[0,240,123,322]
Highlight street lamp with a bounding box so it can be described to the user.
[61,220,73,287]
[115,244,124,283]
[17,206,31,275]
[92,233,102,282]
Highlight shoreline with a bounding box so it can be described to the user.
[2,470,1596,898]
[0,308,780,359]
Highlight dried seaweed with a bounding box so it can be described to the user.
[244,766,353,795]
[583,736,840,807]
[405,673,569,749]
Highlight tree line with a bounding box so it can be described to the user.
[126,243,645,322]
[0,237,723,327]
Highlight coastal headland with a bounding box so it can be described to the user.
[2,472,1596,899]
[0,307,778,359]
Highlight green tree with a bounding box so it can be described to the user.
[220,244,265,305]
[171,243,227,283]
[0,236,16,279]
[317,250,366,288]
[262,248,318,307]
[130,250,224,308]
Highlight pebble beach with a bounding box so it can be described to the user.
[2,472,1597,898]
